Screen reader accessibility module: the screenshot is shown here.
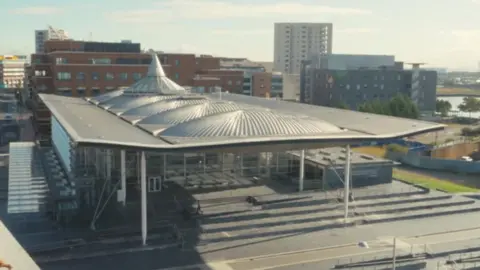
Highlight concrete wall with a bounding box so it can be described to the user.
[324,165,393,189]
[431,142,480,159]
[388,151,480,174]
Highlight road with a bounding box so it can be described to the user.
[161,227,480,270]
[411,124,467,145]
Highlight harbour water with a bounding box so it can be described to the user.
[437,96,480,118]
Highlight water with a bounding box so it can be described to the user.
[437,96,480,118]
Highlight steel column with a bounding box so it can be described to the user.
[299,150,305,192]
[344,145,351,224]
[141,151,147,246]
[120,149,126,205]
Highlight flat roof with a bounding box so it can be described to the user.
[0,219,41,270]
[289,147,394,167]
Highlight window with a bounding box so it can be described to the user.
[57,87,72,96]
[56,57,67,64]
[89,58,111,64]
[105,72,114,80]
[133,73,142,81]
[227,80,232,85]
[236,80,242,85]
[91,87,101,96]
[76,72,85,81]
[119,73,128,80]
[116,58,139,65]
[91,72,100,80]
[76,87,86,97]
[175,59,180,66]
[174,73,179,80]
[57,72,71,81]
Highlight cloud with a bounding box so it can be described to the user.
[106,0,371,23]
[9,7,63,15]
[450,29,480,37]
[336,28,379,34]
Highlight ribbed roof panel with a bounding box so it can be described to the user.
[159,109,342,138]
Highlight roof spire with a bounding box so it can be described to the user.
[147,53,166,77]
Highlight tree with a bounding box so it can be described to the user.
[358,94,419,119]
[333,100,349,110]
[457,97,480,118]
[435,100,452,117]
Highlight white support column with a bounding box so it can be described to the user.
[266,153,271,178]
[299,150,305,192]
[140,151,147,246]
[344,145,351,225]
[120,150,126,205]
[106,150,112,194]
[106,150,112,180]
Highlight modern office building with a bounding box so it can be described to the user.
[300,55,437,112]
[0,55,28,89]
[273,23,333,74]
[282,74,301,101]
[35,26,70,54]
[310,54,396,70]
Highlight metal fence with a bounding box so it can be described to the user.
[387,151,480,174]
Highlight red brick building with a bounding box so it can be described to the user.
[27,39,244,141]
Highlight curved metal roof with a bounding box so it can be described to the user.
[122,97,209,123]
[137,101,243,126]
[102,95,163,114]
[88,89,124,105]
[158,109,343,138]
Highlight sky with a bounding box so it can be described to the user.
[1,0,480,71]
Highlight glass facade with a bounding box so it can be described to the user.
[51,116,72,172]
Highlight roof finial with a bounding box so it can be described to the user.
[147,53,166,77]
